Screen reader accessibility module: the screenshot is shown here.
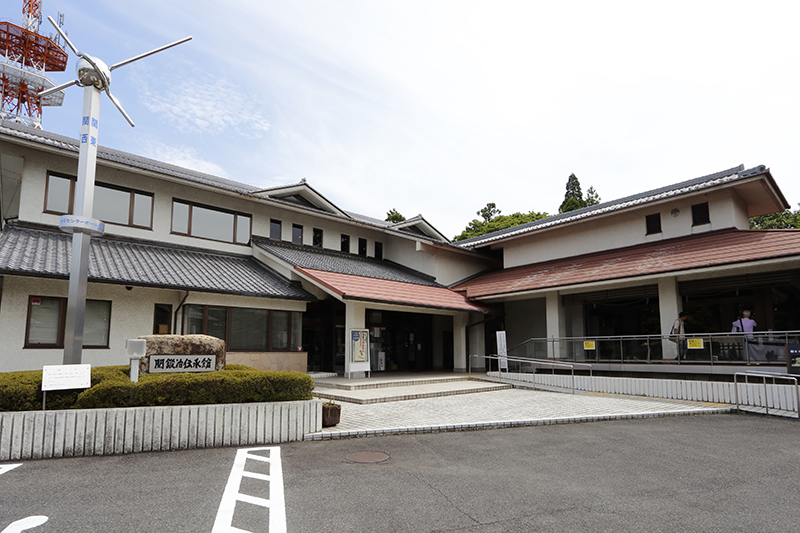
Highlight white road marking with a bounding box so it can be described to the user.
[213,446,286,533]
[1,516,49,533]
[0,464,22,476]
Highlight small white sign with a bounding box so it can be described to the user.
[496,331,508,371]
[41,364,91,391]
[149,355,216,373]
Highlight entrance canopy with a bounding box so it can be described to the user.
[253,237,488,313]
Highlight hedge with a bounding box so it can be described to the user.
[0,365,313,411]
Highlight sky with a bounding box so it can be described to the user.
[14,0,800,239]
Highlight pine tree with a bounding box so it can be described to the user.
[385,208,406,223]
[585,186,601,207]
[559,173,585,213]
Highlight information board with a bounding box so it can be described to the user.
[41,364,92,391]
[496,331,508,371]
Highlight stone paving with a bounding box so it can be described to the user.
[305,384,732,440]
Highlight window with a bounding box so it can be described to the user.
[292,224,303,245]
[312,228,323,248]
[375,241,383,260]
[692,202,710,226]
[171,199,251,244]
[183,304,302,352]
[270,219,282,240]
[645,213,661,235]
[25,296,111,348]
[153,304,172,334]
[358,238,367,257]
[341,234,350,253]
[45,173,154,229]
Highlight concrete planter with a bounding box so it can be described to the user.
[0,399,322,461]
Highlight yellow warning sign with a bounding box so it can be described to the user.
[687,338,704,349]
[584,341,596,350]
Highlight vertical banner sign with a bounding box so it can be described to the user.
[346,329,371,377]
[496,331,508,371]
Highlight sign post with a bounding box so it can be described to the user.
[496,331,508,372]
[346,329,371,378]
[41,364,91,410]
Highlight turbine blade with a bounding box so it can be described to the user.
[109,36,192,71]
[106,90,136,127]
[47,16,80,57]
[38,79,79,98]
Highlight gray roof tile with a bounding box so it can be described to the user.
[0,224,314,299]
[252,237,441,287]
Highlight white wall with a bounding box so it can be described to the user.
[0,274,308,372]
[502,189,750,269]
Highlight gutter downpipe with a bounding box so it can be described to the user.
[173,290,190,334]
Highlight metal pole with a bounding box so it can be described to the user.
[62,86,102,365]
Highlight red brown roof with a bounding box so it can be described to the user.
[297,267,489,312]
[456,229,800,299]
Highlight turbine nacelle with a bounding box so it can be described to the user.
[76,55,111,90]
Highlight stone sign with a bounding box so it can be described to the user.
[137,334,226,374]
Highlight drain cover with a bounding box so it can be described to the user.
[346,451,389,463]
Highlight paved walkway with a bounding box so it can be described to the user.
[305,374,731,440]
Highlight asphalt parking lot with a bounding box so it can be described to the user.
[4,411,795,532]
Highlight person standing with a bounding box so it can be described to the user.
[732,310,757,336]
[672,311,687,360]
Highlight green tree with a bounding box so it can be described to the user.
[453,209,549,241]
[477,202,501,222]
[749,205,800,229]
[559,173,584,213]
[385,208,406,223]
[585,186,601,207]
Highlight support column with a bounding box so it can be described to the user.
[468,312,486,372]
[453,312,468,373]
[658,277,682,360]
[546,291,565,359]
[344,301,367,378]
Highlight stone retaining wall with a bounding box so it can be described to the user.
[0,400,321,461]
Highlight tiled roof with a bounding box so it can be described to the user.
[297,268,489,313]
[252,237,440,287]
[456,165,781,248]
[0,224,314,299]
[456,229,800,299]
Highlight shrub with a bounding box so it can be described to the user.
[0,365,313,411]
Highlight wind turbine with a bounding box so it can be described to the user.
[38,17,191,365]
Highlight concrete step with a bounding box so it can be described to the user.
[312,379,512,404]
[312,375,474,391]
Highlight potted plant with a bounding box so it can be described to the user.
[322,399,341,427]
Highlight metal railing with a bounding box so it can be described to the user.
[470,353,593,394]
[505,331,800,366]
[734,371,799,418]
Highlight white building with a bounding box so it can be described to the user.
[1,121,798,376]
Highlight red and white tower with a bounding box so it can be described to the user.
[0,1,68,128]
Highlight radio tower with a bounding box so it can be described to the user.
[0,0,68,128]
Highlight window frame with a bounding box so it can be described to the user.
[312,228,323,248]
[270,219,282,241]
[171,198,251,245]
[340,234,350,253]
[292,224,303,245]
[24,295,112,349]
[358,238,367,257]
[375,241,383,260]
[691,202,710,226]
[44,172,154,230]
[182,304,302,352]
[645,213,662,235]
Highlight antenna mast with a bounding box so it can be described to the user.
[0,0,67,128]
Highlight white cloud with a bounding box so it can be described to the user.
[139,141,229,177]
[135,69,271,138]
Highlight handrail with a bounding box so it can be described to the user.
[505,330,800,366]
[734,371,799,419]
[470,353,593,394]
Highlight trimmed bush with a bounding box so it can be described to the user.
[0,366,313,412]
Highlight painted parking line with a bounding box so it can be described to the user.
[212,447,286,533]
[0,464,22,477]
[1,516,48,533]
